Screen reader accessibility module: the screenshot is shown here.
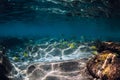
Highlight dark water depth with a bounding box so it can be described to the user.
[0,18,120,41]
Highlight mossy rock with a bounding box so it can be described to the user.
[87,50,120,80]
[95,41,120,53]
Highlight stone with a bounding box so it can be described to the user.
[26,59,94,80]
[27,65,36,74]
[87,50,120,80]
[45,76,60,80]
[95,41,120,53]
[39,64,51,71]
[59,61,79,72]
[0,49,12,80]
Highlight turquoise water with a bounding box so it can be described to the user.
[0,18,120,41]
[0,0,120,41]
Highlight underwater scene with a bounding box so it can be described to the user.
[0,0,120,80]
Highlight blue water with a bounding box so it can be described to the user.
[0,18,120,41]
[0,0,120,41]
[0,1,120,80]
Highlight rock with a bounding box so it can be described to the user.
[95,41,120,53]
[0,49,12,80]
[87,50,120,80]
[45,76,60,80]
[27,65,36,75]
[59,61,79,72]
[26,59,94,80]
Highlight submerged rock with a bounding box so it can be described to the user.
[0,49,12,80]
[87,42,120,80]
[95,41,120,53]
[26,59,94,80]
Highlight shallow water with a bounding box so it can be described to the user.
[5,38,94,80]
[0,0,120,80]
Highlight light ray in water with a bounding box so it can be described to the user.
[6,39,94,80]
